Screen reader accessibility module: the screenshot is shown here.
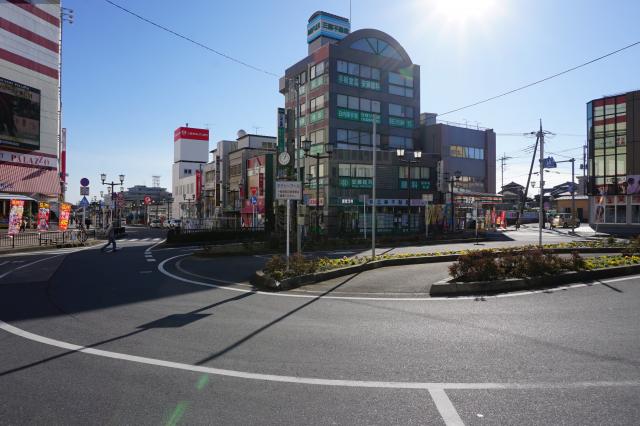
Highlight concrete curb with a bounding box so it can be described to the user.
[430,264,640,296]
[251,247,628,292]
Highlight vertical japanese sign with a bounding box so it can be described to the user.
[195,169,202,200]
[59,203,71,231]
[8,199,24,235]
[37,202,50,231]
[277,108,286,152]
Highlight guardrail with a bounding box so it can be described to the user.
[0,229,98,249]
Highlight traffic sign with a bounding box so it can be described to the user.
[80,186,89,195]
[250,196,257,205]
[250,187,257,196]
[144,196,151,205]
[79,196,89,208]
[80,177,89,187]
[543,157,557,168]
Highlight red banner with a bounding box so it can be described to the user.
[8,199,24,235]
[173,127,209,142]
[195,170,202,200]
[37,201,50,231]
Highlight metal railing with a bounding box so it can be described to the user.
[0,229,98,249]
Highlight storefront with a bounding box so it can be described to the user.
[590,195,640,235]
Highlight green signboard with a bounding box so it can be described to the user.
[337,108,380,124]
[389,116,415,129]
[337,74,381,91]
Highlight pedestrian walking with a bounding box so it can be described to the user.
[100,222,117,252]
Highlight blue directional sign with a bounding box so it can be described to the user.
[543,157,557,168]
[79,196,89,208]
[250,196,258,205]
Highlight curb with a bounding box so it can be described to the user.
[430,264,640,296]
[250,247,627,292]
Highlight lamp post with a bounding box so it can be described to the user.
[302,139,333,239]
[396,149,422,233]
[101,173,124,225]
[183,193,195,220]
[446,170,461,232]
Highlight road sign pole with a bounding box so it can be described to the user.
[286,199,290,271]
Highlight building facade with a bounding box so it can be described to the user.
[0,2,62,226]
[171,126,209,219]
[279,11,433,235]
[587,90,640,234]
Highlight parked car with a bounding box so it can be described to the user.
[551,213,580,228]
[168,219,182,228]
[149,219,162,228]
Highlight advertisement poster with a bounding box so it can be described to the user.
[59,203,71,231]
[8,199,24,235]
[626,176,640,195]
[0,77,41,150]
[37,202,50,231]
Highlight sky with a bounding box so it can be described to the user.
[61,0,640,203]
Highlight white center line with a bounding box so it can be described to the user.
[429,389,465,426]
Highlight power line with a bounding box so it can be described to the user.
[439,39,640,116]
[103,0,278,77]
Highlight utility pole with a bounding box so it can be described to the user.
[538,120,544,248]
[372,119,377,260]
[498,153,513,192]
[520,133,539,224]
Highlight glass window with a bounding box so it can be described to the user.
[399,166,408,179]
[371,68,380,80]
[406,88,414,98]
[389,103,402,116]
[389,85,404,96]
[360,98,371,112]
[339,164,351,176]
[316,61,324,76]
[371,100,380,113]
[406,106,414,117]
[389,72,403,86]
[632,205,640,224]
[360,132,371,145]
[420,167,429,179]
[337,129,348,142]
[337,94,348,108]
[350,38,375,54]
[617,156,626,176]
[348,62,359,76]
[616,205,626,223]
[360,65,371,79]
[337,60,348,74]
[410,167,420,179]
[348,130,359,144]
[348,96,359,110]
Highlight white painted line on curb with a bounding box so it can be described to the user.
[0,320,638,392]
[159,254,640,302]
[429,389,465,426]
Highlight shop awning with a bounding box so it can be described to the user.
[0,194,37,201]
[0,164,60,196]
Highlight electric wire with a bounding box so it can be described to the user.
[439,40,640,116]
[103,0,278,77]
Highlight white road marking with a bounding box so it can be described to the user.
[145,238,166,254]
[0,255,64,280]
[128,239,139,242]
[0,261,9,266]
[429,389,465,426]
[0,320,638,391]
[139,271,152,274]
[146,259,156,262]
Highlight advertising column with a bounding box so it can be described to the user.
[8,200,25,235]
[37,202,50,231]
[59,203,71,231]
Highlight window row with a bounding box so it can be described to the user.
[399,166,429,180]
[336,129,380,149]
[389,135,413,150]
[339,163,374,178]
[449,145,484,160]
[337,60,381,80]
[337,94,381,113]
[388,103,414,118]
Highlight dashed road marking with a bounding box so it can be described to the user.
[429,389,464,426]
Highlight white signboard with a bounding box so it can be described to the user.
[276,181,302,200]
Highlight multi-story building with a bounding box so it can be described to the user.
[421,116,497,229]
[171,126,209,219]
[0,2,62,226]
[587,90,640,234]
[279,11,433,235]
[203,139,236,218]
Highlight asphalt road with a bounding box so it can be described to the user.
[0,230,638,425]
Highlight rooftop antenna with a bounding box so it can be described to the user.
[349,0,352,23]
[185,122,189,127]
[152,175,160,188]
[252,125,261,134]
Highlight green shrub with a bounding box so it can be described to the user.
[622,235,640,256]
[449,249,585,282]
[264,254,319,280]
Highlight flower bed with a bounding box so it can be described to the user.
[583,255,640,270]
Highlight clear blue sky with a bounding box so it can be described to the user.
[62,0,640,202]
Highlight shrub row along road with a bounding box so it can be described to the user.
[0,230,639,425]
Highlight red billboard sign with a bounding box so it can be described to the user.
[173,127,209,142]
[195,170,202,199]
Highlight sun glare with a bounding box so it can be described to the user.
[420,0,498,27]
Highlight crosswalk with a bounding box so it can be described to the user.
[118,238,163,243]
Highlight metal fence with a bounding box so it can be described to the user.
[0,229,98,249]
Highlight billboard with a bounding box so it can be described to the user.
[0,77,41,150]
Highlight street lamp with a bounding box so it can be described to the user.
[183,193,195,219]
[396,149,422,233]
[446,170,462,232]
[101,173,125,225]
[302,139,333,239]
